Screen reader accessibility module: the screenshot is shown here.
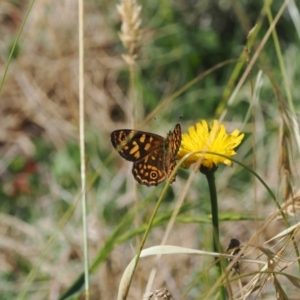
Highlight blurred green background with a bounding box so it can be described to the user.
[0,0,299,299]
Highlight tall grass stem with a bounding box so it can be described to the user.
[78,0,90,298]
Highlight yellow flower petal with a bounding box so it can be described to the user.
[177,120,244,169]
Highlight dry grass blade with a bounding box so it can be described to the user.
[273,275,289,300]
[276,191,300,218]
[275,87,299,201]
[232,257,273,300]
[233,225,300,300]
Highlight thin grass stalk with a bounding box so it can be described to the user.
[128,65,137,127]
[117,0,142,274]
[250,57,260,286]
[287,0,300,38]
[117,4,143,294]
[129,63,141,251]
[216,21,261,116]
[0,0,36,95]
[78,0,90,298]
[265,1,294,112]
[219,0,289,123]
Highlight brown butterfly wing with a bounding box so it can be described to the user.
[110,130,164,162]
[165,124,181,183]
[132,149,167,186]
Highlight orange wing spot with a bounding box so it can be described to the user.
[145,172,149,176]
[139,134,146,143]
[123,145,129,150]
[130,143,139,154]
[144,143,151,150]
[134,151,141,159]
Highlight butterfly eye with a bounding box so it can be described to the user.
[120,132,126,141]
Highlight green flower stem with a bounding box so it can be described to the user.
[202,166,226,300]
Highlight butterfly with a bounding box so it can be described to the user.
[110,124,181,186]
[226,238,241,273]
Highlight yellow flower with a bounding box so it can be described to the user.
[177,120,244,169]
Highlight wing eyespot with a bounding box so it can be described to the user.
[150,171,158,179]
